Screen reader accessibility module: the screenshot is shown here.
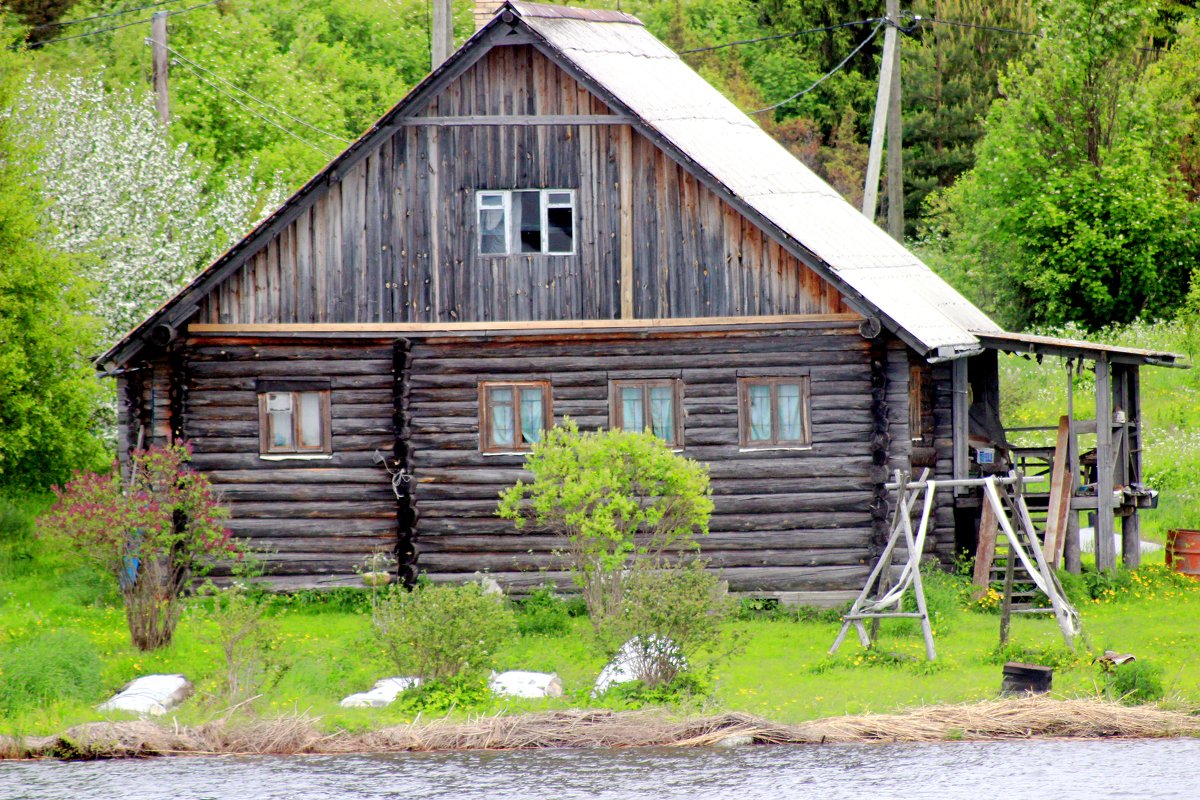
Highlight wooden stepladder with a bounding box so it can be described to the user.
[831,469,938,661]
[831,470,1081,662]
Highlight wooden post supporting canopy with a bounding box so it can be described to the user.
[1094,356,1116,571]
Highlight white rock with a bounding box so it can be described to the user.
[489,670,563,698]
[339,676,421,708]
[98,674,192,716]
[592,636,685,697]
[714,734,755,748]
[473,573,504,596]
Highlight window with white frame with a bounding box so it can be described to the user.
[476,190,574,255]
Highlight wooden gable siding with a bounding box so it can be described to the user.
[407,321,875,595]
[180,337,399,587]
[196,44,849,327]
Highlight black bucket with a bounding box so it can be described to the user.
[1001,662,1053,695]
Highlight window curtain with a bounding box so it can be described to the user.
[490,388,515,447]
[621,386,644,432]
[520,388,544,444]
[778,383,802,441]
[649,385,674,440]
[748,384,772,441]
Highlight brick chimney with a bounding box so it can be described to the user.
[475,0,505,31]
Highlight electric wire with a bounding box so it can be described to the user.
[32,0,184,30]
[171,59,336,158]
[680,18,879,55]
[149,39,351,144]
[750,20,885,115]
[22,0,222,48]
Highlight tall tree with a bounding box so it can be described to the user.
[0,41,106,488]
[922,0,1200,330]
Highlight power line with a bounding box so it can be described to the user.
[171,58,336,158]
[32,0,183,30]
[680,18,879,55]
[920,16,1042,38]
[751,20,885,115]
[22,0,222,48]
[149,39,351,143]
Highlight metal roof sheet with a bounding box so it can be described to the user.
[974,331,1185,367]
[514,3,1001,354]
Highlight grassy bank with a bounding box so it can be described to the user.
[3,319,1200,743]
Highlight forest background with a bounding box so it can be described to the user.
[3,0,1200,494]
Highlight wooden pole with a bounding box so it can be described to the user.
[1120,365,1142,568]
[431,0,454,71]
[1095,356,1116,571]
[151,12,170,126]
[1064,360,1082,574]
[884,0,904,242]
[861,8,897,222]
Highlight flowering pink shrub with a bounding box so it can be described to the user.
[40,444,237,650]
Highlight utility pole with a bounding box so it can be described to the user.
[431,0,454,70]
[862,0,904,242]
[151,11,170,125]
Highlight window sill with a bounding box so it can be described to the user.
[481,450,534,457]
[738,445,813,453]
[259,453,334,461]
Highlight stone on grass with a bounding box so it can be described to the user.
[98,674,193,716]
[592,636,685,697]
[339,677,421,708]
[489,671,563,699]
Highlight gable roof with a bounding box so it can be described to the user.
[98,1,999,372]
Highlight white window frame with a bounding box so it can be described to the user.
[476,189,575,256]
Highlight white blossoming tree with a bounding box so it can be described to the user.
[14,75,284,344]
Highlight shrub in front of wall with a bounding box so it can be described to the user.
[515,584,572,637]
[1105,659,1165,705]
[37,444,239,651]
[0,630,104,714]
[372,581,516,682]
[497,421,713,634]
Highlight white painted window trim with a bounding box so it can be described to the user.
[476,189,574,256]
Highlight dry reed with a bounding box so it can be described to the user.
[7,697,1198,760]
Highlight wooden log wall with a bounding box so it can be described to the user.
[195,44,849,328]
[181,336,398,588]
[407,321,881,596]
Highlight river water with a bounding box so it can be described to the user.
[3,738,1198,799]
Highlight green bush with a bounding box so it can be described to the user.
[600,672,710,709]
[515,584,571,637]
[1105,660,1165,705]
[391,675,493,716]
[372,581,516,681]
[601,557,735,688]
[198,583,290,707]
[987,642,1082,670]
[0,630,104,714]
[498,421,713,632]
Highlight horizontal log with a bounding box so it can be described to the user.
[206,467,392,484]
[229,518,396,536]
[190,374,393,392]
[253,535,396,554]
[187,403,396,423]
[417,491,870,519]
[188,389,394,408]
[190,359,394,378]
[415,529,873,552]
[415,547,869,573]
[191,451,385,470]
[187,345,394,361]
[189,434,393,453]
[227,500,396,519]
[187,419,393,438]
[410,348,867,376]
[214,484,396,501]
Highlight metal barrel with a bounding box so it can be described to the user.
[1166,530,1200,580]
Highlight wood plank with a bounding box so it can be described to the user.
[1043,414,1073,570]
[972,496,999,595]
[618,123,634,318]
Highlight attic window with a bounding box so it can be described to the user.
[477,190,574,255]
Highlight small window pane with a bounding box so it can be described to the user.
[516,191,542,253]
[298,392,323,447]
[520,388,545,444]
[480,207,506,254]
[777,383,803,441]
[490,388,515,447]
[480,194,504,207]
[748,384,772,442]
[266,392,292,413]
[649,385,674,441]
[620,386,644,432]
[546,192,572,205]
[546,206,573,253]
